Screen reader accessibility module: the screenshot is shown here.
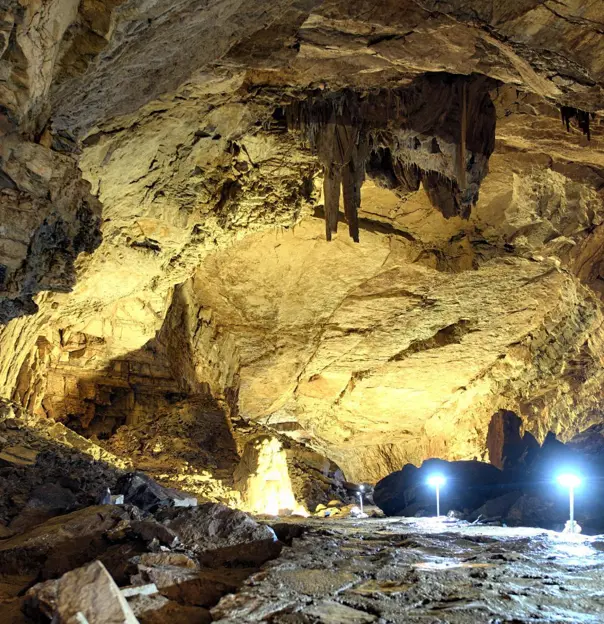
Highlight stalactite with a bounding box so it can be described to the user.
[323,164,341,241]
[561,106,593,140]
[458,80,468,190]
[288,96,369,242]
[284,73,497,240]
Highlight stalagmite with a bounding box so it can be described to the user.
[2,2,604,620]
[233,436,308,516]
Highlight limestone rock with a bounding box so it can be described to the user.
[130,520,179,549]
[0,505,141,576]
[9,482,78,531]
[374,459,505,517]
[0,140,102,324]
[487,410,540,471]
[0,445,37,467]
[26,560,138,624]
[134,565,252,608]
[567,424,604,456]
[135,553,198,570]
[116,472,197,513]
[121,584,159,599]
[128,592,212,624]
[2,0,604,490]
[375,429,604,532]
[157,503,280,566]
[233,436,306,516]
[0,408,128,527]
[305,600,377,624]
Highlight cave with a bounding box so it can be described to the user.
[1,1,604,622]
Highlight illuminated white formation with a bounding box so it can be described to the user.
[234,436,308,516]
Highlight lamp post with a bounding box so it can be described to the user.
[556,473,581,534]
[427,475,446,518]
[358,485,364,514]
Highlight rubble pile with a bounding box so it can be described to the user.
[0,404,283,623]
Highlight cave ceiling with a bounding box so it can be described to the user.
[1,0,604,480]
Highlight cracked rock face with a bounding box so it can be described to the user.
[1,0,604,483]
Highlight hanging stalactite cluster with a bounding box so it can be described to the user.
[560,106,595,140]
[285,92,369,241]
[283,73,497,242]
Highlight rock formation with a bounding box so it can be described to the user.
[2,2,604,621]
[1,0,604,488]
[234,436,309,516]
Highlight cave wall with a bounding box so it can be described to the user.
[1,0,604,483]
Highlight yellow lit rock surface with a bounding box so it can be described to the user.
[1,0,604,485]
[190,216,604,481]
[234,436,308,516]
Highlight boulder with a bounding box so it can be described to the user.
[468,491,522,523]
[9,482,78,531]
[128,592,212,624]
[505,494,563,529]
[99,543,147,587]
[25,560,138,623]
[373,464,418,516]
[0,505,142,577]
[134,565,252,607]
[130,520,179,548]
[116,472,197,513]
[156,503,280,567]
[269,522,306,546]
[135,553,198,570]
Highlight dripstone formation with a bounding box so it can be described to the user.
[0,0,603,474]
[285,74,497,240]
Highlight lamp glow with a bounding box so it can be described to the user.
[557,474,581,489]
[556,473,582,534]
[427,474,446,518]
[358,485,365,514]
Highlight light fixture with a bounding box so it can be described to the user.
[556,473,582,533]
[358,484,364,514]
[427,474,446,518]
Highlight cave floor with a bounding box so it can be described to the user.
[212,515,604,624]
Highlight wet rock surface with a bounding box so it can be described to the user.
[213,516,604,623]
[0,496,281,622]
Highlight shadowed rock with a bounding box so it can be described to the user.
[116,472,197,513]
[374,459,505,517]
[157,503,280,567]
[0,505,143,577]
